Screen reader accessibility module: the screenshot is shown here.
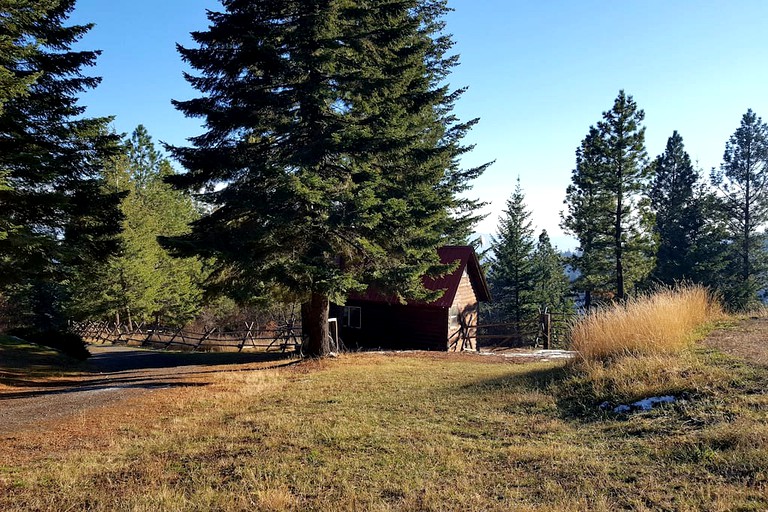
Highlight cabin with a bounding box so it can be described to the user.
[332,246,491,352]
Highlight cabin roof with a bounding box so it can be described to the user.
[348,245,491,307]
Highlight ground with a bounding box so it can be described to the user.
[0,320,765,511]
[0,344,296,434]
[0,344,568,434]
[703,315,768,365]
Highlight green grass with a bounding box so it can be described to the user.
[1,348,766,511]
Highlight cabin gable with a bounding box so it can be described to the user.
[447,265,480,351]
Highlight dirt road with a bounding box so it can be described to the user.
[0,345,296,434]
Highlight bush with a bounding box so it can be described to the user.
[7,328,90,361]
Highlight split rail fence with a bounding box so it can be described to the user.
[73,320,302,353]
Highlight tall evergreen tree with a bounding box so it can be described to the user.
[164,0,487,356]
[70,126,204,327]
[649,131,704,283]
[599,90,654,299]
[0,0,50,111]
[561,127,614,309]
[0,0,122,330]
[530,230,573,313]
[711,109,768,308]
[487,180,536,341]
[561,91,653,304]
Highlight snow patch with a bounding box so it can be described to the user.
[477,350,576,360]
[601,395,678,414]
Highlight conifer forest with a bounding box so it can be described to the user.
[2,1,767,356]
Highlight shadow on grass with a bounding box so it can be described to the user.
[0,380,211,401]
[456,362,666,423]
[461,363,568,392]
[85,345,297,373]
[1,343,299,399]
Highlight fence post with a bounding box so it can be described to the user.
[541,312,551,350]
[239,322,255,352]
[196,327,215,351]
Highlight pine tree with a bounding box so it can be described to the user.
[561,91,654,305]
[530,230,573,313]
[487,180,536,342]
[711,109,768,309]
[164,0,487,356]
[649,131,705,283]
[599,90,654,299]
[0,0,52,111]
[0,1,122,330]
[561,126,614,309]
[70,126,204,327]
[687,186,731,294]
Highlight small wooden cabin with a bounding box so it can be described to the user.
[332,246,491,351]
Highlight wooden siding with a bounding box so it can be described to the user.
[447,269,480,351]
[334,301,448,351]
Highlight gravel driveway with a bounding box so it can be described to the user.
[0,345,295,434]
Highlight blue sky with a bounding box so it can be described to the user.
[70,1,768,249]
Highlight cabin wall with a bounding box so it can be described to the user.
[333,301,448,351]
[447,270,480,351]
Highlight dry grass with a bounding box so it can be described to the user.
[570,285,722,362]
[1,340,766,511]
[562,286,730,412]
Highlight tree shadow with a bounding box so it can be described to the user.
[0,380,210,401]
[459,364,568,394]
[0,345,299,400]
[456,363,621,423]
[84,346,296,373]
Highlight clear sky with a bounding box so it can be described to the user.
[70,1,768,249]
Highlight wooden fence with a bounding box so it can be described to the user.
[72,320,302,353]
[73,309,578,353]
[475,311,577,349]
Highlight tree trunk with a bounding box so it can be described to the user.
[302,292,330,357]
[615,188,625,301]
[744,169,751,282]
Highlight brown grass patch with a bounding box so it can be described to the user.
[570,285,722,362]
[703,317,768,366]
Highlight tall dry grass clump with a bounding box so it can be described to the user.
[570,285,722,363]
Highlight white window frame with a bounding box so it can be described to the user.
[343,306,362,329]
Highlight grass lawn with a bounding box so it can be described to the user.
[1,342,766,511]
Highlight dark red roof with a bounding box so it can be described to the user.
[348,245,491,307]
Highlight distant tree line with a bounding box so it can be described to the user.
[489,90,768,334]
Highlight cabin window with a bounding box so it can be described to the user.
[343,306,362,329]
[449,305,460,326]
